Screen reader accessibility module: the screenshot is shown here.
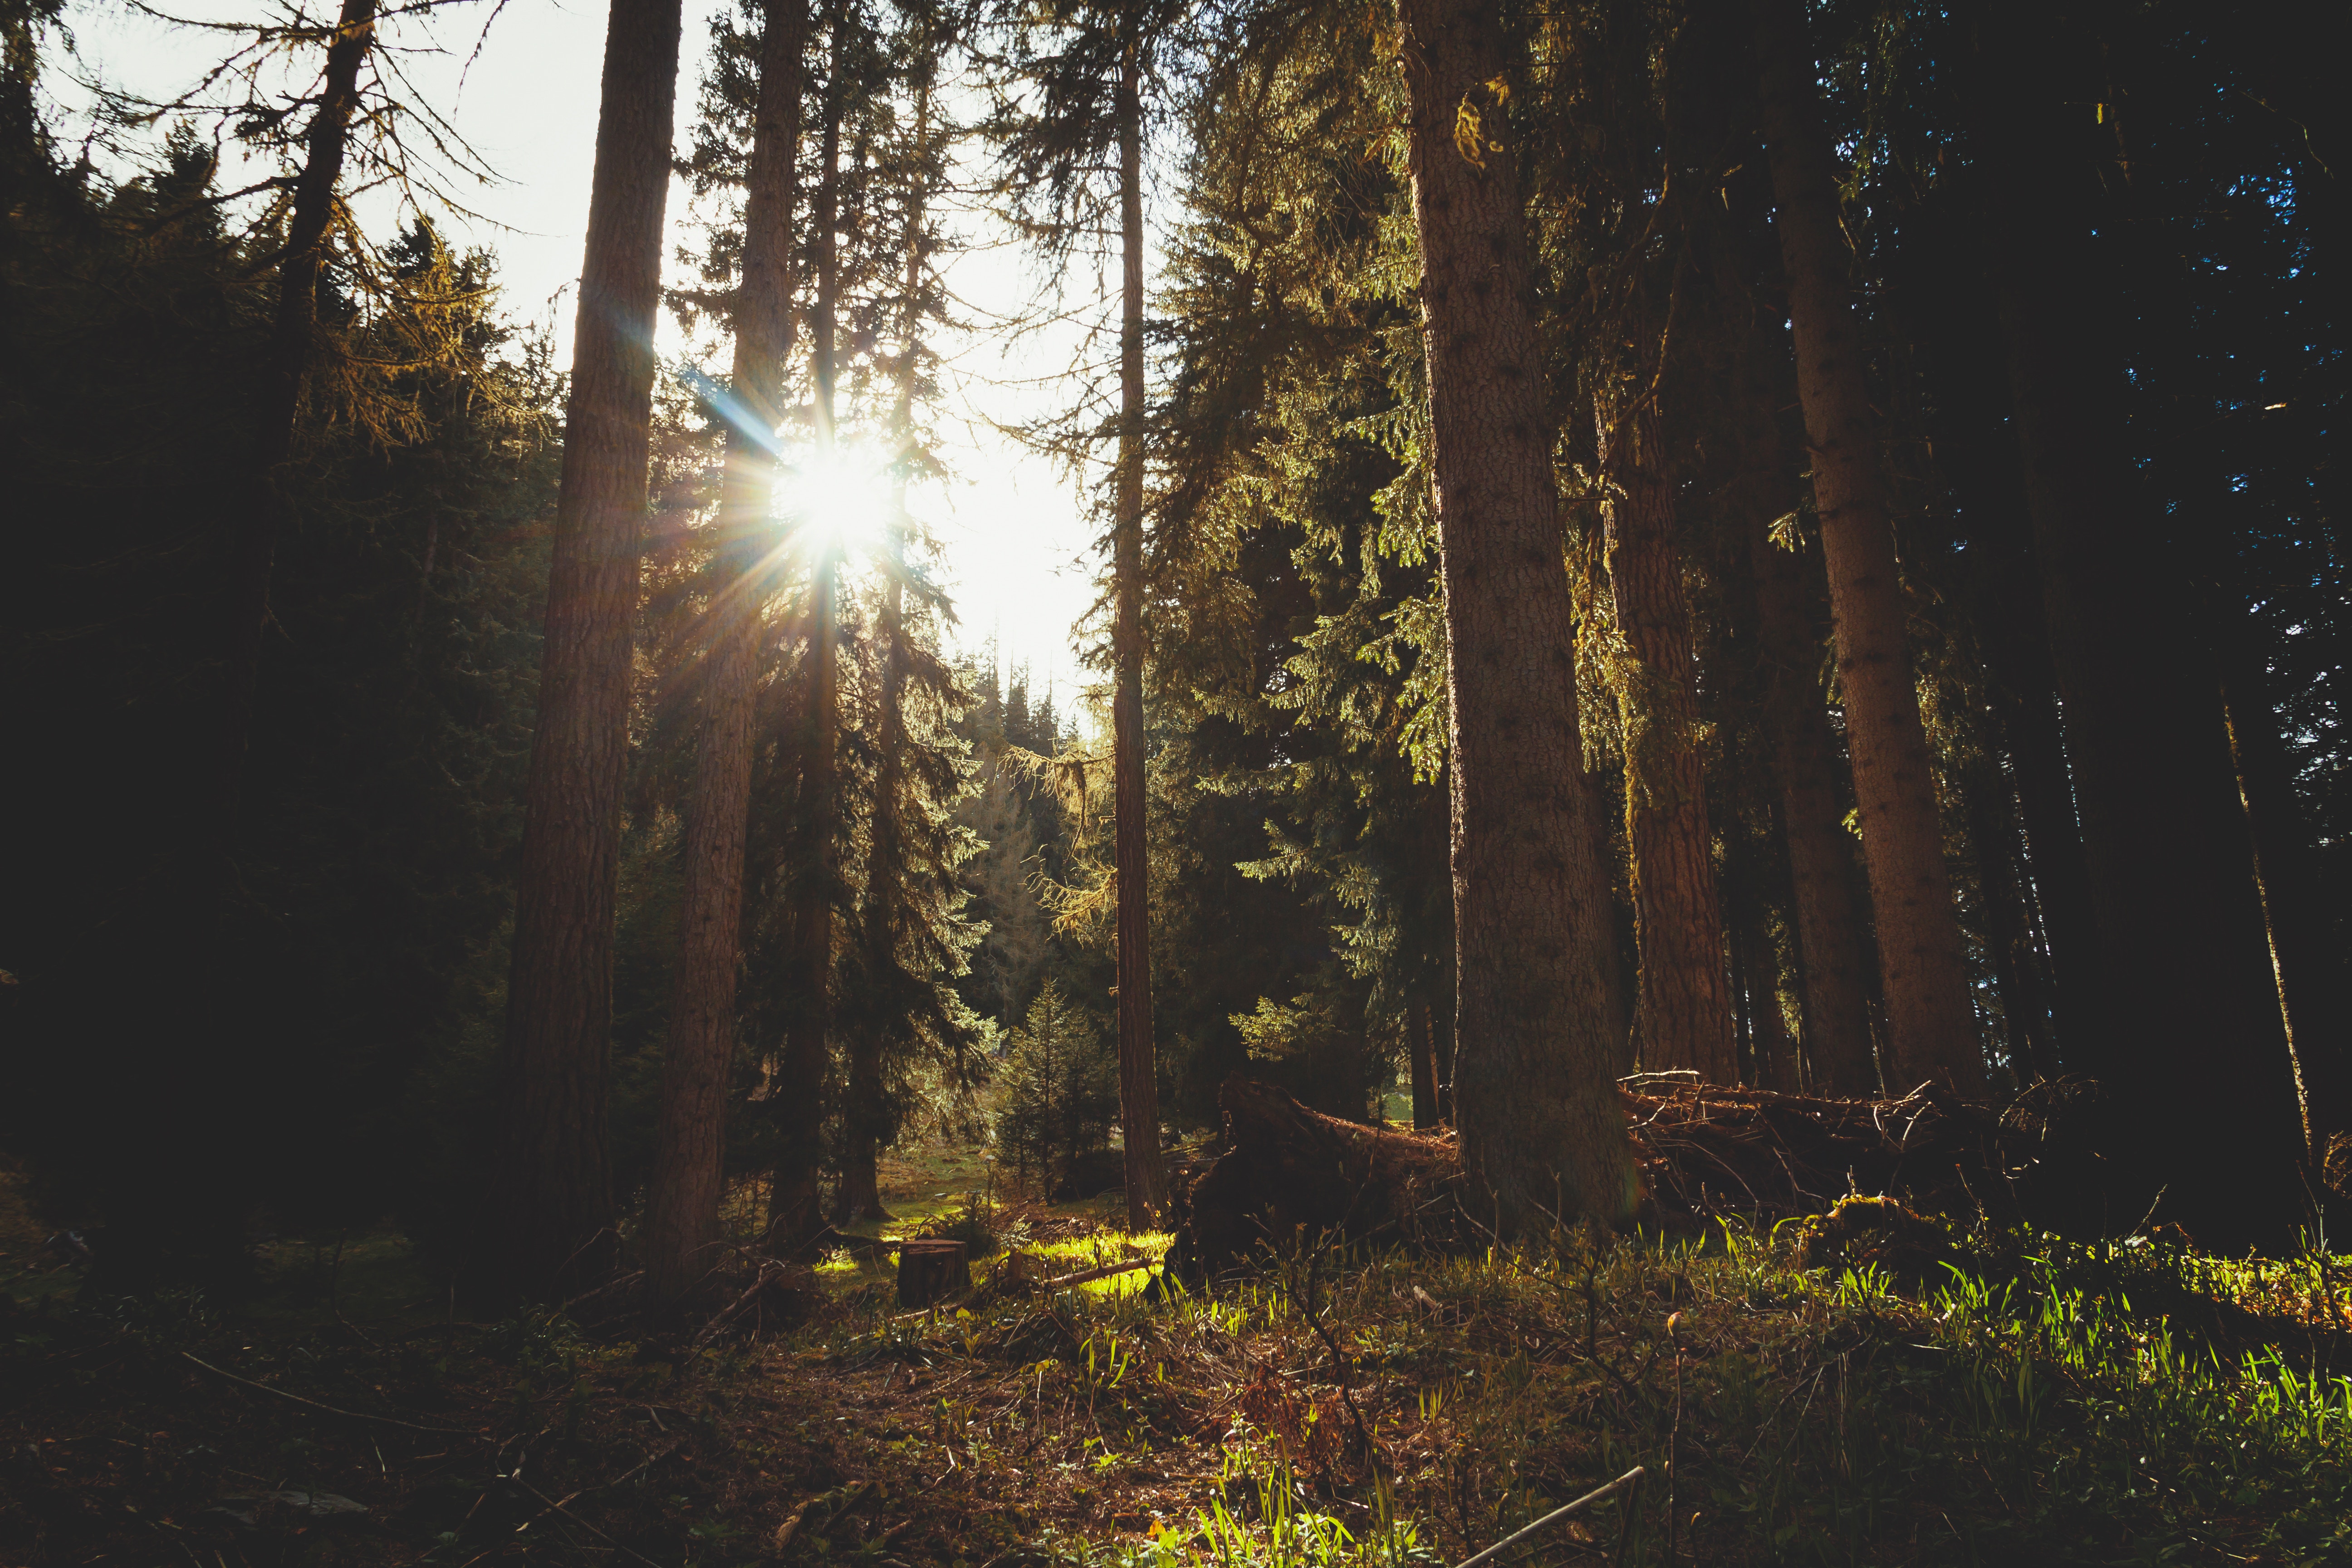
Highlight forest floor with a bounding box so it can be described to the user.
[6,1145,2352,1568]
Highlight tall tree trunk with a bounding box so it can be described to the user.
[1601,403,1737,1083]
[1967,8,2300,1238]
[1399,0,1637,1232]
[220,0,377,835]
[1751,0,1981,1093]
[2220,645,2347,1177]
[770,17,847,1251]
[1734,351,1878,1094]
[644,0,806,1309]
[1111,20,1169,1229]
[486,0,682,1305]
[839,65,937,1228]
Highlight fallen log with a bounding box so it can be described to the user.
[1166,1074,2105,1276]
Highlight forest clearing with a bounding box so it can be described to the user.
[0,0,2343,1558]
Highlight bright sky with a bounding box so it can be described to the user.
[48,0,1112,699]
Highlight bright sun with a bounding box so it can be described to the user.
[784,443,893,554]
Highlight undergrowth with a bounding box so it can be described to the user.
[5,1208,2348,1566]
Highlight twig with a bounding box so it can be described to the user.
[690,1260,787,1349]
[1039,1257,1156,1292]
[1452,1467,1647,1568]
[179,1353,478,1437]
[510,1478,668,1568]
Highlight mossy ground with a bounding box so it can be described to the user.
[6,1132,2351,1568]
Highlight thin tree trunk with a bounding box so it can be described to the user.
[1734,350,1878,1094]
[220,0,377,835]
[1751,0,1981,1093]
[644,0,806,1309]
[839,65,937,1229]
[1967,780,2058,1081]
[1399,0,1637,1232]
[1409,1001,1441,1130]
[1601,402,1737,1083]
[2220,647,2347,1174]
[1111,21,1169,1229]
[487,0,682,1305]
[770,17,847,1252]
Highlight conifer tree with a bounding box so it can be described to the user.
[645,0,808,1308]
[1396,0,1637,1230]
[490,0,686,1302]
[1749,0,1981,1093]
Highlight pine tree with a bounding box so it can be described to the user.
[489,0,686,1303]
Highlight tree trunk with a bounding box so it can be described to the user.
[1966,8,2301,1239]
[768,13,848,1254]
[1409,1001,1441,1129]
[219,0,378,835]
[1111,23,1169,1230]
[838,68,936,1230]
[1398,0,1637,1232]
[1751,0,1981,1093]
[487,0,682,1305]
[1601,403,1737,1083]
[2220,645,2347,1175]
[644,0,806,1308]
[1734,348,1878,1094]
[1967,780,2058,1082]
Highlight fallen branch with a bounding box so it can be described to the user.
[1040,1258,1156,1292]
[180,1353,479,1438]
[1453,1467,1646,1568]
[510,1477,668,1568]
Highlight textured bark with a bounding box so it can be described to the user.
[488,0,682,1304]
[770,24,847,1253]
[1752,0,1980,1093]
[1111,27,1169,1229]
[1734,359,1877,1094]
[645,0,805,1308]
[1602,404,1736,1083]
[221,0,377,833]
[1399,0,1638,1232]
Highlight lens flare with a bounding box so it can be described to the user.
[784,443,891,554]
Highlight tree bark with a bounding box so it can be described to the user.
[1601,403,1737,1083]
[1751,0,1981,1093]
[487,0,682,1305]
[1733,349,1878,1094]
[770,17,847,1253]
[1111,20,1169,1230]
[644,0,806,1309]
[1398,0,1638,1232]
[1967,780,2058,1082]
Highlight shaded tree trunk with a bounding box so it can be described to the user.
[1734,353,1878,1095]
[1966,7,2300,1238]
[221,0,378,834]
[645,0,806,1308]
[487,0,683,1305]
[1601,402,1736,1083]
[1967,779,2059,1082]
[1752,0,1981,1093]
[1111,21,1169,1229]
[2220,644,2347,1176]
[1409,1001,1442,1129]
[769,15,848,1253]
[1399,0,1637,1231]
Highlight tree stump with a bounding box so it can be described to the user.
[896,1240,970,1308]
